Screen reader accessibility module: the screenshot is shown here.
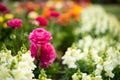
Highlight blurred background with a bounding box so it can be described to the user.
[0,0,120,4]
[0,0,120,20]
[0,0,120,80]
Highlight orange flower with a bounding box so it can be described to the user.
[41,6,51,18]
[14,7,23,14]
[57,13,71,25]
[69,5,83,21]
[21,2,41,11]
[42,6,57,19]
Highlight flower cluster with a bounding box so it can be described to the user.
[62,35,120,79]
[0,48,36,80]
[28,1,84,27]
[29,28,56,68]
[62,47,81,68]
[72,70,102,80]
[0,13,14,29]
[74,5,120,38]
[62,5,120,80]
[1,1,120,80]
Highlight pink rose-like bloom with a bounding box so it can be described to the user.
[7,18,22,29]
[50,11,60,19]
[39,43,56,68]
[30,43,56,68]
[29,28,52,45]
[35,16,48,27]
[30,44,38,60]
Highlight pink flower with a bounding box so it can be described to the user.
[0,3,9,14]
[35,16,48,27]
[50,11,60,19]
[29,28,52,45]
[30,44,38,60]
[7,18,22,29]
[39,43,56,68]
[29,28,56,68]
[30,43,56,68]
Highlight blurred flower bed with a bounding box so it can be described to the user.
[0,0,120,80]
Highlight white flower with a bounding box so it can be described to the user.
[72,73,80,80]
[103,60,115,78]
[69,5,120,80]
[93,76,103,80]
[6,78,14,80]
[65,34,120,79]
[80,5,120,37]
[105,71,114,78]
[0,49,36,80]
[95,64,103,76]
[72,72,103,80]
[62,48,81,68]
[28,11,38,19]
[82,73,91,80]
[97,64,103,70]
[81,73,87,79]
[0,66,11,79]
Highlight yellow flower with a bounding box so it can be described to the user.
[73,5,83,13]
[3,23,8,29]
[0,16,4,23]
[4,14,14,20]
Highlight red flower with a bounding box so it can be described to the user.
[0,3,9,14]
[7,18,22,29]
[49,11,60,19]
[35,16,48,27]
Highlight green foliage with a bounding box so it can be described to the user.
[62,67,77,80]
[45,62,62,80]
[76,60,95,74]
[112,66,120,80]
